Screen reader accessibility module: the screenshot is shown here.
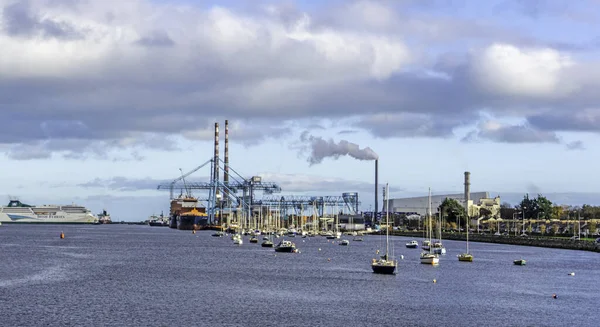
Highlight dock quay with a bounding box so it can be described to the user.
[384,230,600,253]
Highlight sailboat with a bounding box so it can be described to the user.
[457,214,473,262]
[420,188,440,265]
[432,211,446,255]
[371,183,397,275]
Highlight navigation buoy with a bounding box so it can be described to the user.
[60,232,65,239]
[569,272,575,276]
[552,294,557,299]
[318,248,321,251]
[192,230,196,234]
[400,255,404,260]
[327,258,331,261]
[433,279,437,283]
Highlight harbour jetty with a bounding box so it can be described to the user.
[387,230,600,253]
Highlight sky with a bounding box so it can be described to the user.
[2,0,600,221]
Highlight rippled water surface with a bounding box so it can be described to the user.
[1,225,598,327]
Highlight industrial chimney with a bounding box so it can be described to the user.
[214,122,220,198]
[374,159,379,223]
[464,171,471,220]
[224,120,229,205]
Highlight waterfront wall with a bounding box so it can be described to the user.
[386,231,600,253]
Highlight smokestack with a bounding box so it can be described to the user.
[464,171,471,219]
[224,120,229,204]
[214,122,220,197]
[374,159,378,223]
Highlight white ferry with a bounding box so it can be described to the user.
[0,199,98,224]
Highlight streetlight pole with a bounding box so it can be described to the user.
[522,206,526,235]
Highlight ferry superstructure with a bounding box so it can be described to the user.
[0,199,98,224]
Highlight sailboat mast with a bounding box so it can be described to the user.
[428,188,432,254]
[385,183,389,257]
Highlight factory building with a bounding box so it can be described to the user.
[387,192,501,219]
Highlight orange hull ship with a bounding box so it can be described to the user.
[169,196,207,230]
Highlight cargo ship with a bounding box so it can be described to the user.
[0,199,98,224]
[168,196,208,230]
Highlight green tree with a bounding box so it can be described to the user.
[540,224,546,234]
[518,194,553,219]
[438,198,466,225]
[551,206,564,220]
[589,221,597,235]
[500,202,516,220]
[518,194,538,219]
[536,195,553,220]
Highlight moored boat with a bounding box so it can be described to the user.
[405,240,418,248]
[274,240,296,253]
[0,199,98,224]
[339,239,350,246]
[371,183,397,275]
[458,253,473,262]
[514,259,526,266]
[420,188,439,265]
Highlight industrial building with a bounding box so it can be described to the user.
[387,192,488,216]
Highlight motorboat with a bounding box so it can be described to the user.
[514,259,526,266]
[405,240,418,248]
[274,240,296,253]
[339,239,350,246]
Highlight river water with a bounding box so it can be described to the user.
[1,224,598,327]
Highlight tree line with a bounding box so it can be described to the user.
[500,194,600,220]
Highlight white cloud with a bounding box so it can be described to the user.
[470,43,576,97]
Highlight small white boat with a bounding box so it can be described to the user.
[339,239,350,246]
[420,253,439,265]
[233,234,243,245]
[405,240,418,248]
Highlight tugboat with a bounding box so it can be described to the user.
[148,212,169,227]
[97,210,112,224]
[274,240,296,253]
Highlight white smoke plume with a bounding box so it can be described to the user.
[300,131,379,165]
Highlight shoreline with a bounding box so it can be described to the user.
[383,230,600,253]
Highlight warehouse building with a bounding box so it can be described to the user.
[387,192,498,217]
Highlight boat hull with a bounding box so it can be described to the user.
[274,246,295,253]
[406,244,418,249]
[261,242,274,247]
[514,260,526,266]
[0,213,97,224]
[371,264,396,275]
[420,255,440,265]
[433,247,446,255]
[458,254,473,262]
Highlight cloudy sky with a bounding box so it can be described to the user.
[2,0,599,220]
